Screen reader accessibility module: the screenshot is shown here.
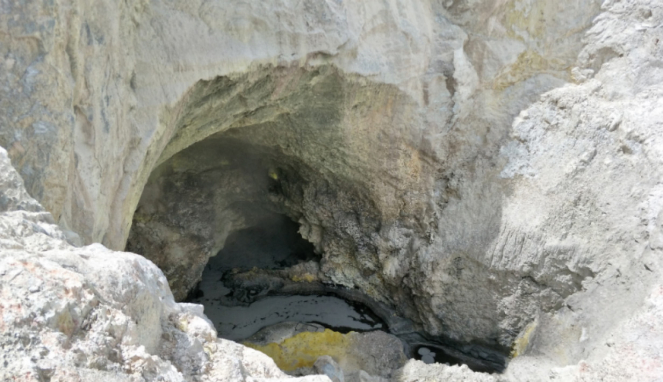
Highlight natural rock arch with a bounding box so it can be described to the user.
[10,1,663,380]
[126,64,438,325]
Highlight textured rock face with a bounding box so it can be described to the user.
[3,0,663,381]
[113,0,604,350]
[0,147,330,381]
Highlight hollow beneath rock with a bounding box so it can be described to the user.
[126,66,510,376]
[181,209,504,374]
[191,213,319,278]
[186,214,384,340]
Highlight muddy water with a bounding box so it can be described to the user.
[187,213,505,373]
[193,293,384,341]
[188,214,384,341]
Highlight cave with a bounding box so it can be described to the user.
[4,0,661,380]
[125,66,508,375]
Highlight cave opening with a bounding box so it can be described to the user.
[126,68,507,376]
[189,212,320,283]
[127,130,505,374]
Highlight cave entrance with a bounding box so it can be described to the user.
[126,128,404,370]
[126,67,507,375]
[192,212,319,279]
[127,128,505,376]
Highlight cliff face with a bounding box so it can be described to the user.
[2,0,663,381]
[0,0,601,258]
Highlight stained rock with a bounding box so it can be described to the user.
[2,0,663,381]
[244,328,406,380]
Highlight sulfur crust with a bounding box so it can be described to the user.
[244,329,355,371]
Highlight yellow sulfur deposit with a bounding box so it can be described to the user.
[244,329,357,371]
[290,273,316,283]
[511,320,537,358]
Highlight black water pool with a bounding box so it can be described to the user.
[193,293,384,341]
[187,213,384,341]
[186,213,503,373]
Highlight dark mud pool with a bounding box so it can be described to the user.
[186,213,504,373]
[191,292,384,341]
[187,214,385,340]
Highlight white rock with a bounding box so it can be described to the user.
[0,145,329,381]
[2,1,663,382]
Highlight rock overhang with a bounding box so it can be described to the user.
[6,0,663,380]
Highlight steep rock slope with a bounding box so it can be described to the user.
[492,1,663,379]
[0,146,329,381]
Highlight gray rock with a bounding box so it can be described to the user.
[2,0,663,381]
[247,322,327,347]
[314,356,345,382]
[0,146,330,382]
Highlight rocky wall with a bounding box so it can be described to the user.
[0,145,334,381]
[6,1,663,381]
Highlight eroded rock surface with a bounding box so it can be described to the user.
[1,0,607,350]
[2,0,663,381]
[0,146,328,381]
